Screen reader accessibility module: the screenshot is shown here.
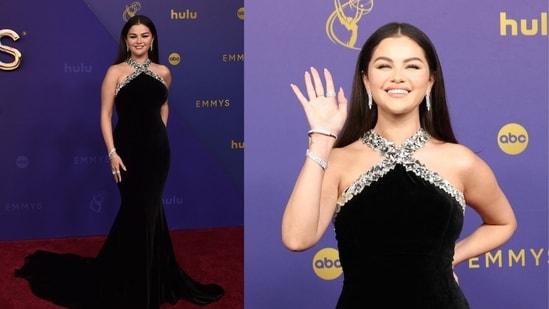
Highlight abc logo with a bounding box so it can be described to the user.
[237,7,245,20]
[168,52,181,66]
[497,123,528,155]
[312,247,342,280]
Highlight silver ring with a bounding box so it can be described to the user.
[326,91,336,97]
[116,170,120,174]
[112,171,116,175]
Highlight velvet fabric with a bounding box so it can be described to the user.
[334,165,469,309]
[15,70,223,308]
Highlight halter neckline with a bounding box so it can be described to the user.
[126,58,151,70]
[116,58,166,96]
[360,128,430,161]
[336,127,465,212]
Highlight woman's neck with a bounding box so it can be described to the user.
[129,55,149,64]
[373,122,421,145]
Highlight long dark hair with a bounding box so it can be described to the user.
[335,22,457,148]
[113,15,160,64]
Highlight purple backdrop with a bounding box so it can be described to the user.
[245,1,548,308]
[0,0,243,241]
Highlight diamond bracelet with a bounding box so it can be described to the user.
[305,149,328,170]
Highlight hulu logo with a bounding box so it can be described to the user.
[500,12,547,36]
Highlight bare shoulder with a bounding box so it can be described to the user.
[152,63,170,74]
[104,63,124,77]
[151,63,171,81]
[102,63,127,88]
[434,141,513,220]
[330,140,380,191]
[416,140,492,192]
[444,142,500,188]
[330,140,369,162]
[427,140,481,170]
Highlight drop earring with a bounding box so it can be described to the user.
[126,45,129,53]
[367,91,373,110]
[425,93,431,112]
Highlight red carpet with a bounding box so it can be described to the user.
[0,226,243,309]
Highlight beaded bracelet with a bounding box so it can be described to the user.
[306,149,328,170]
[308,129,337,140]
[108,148,117,159]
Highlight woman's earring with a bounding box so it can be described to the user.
[425,93,431,112]
[367,91,373,110]
[126,45,129,53]
[150,45,153,52]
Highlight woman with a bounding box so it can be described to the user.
[16,15,223,309]
[282,22,517,308]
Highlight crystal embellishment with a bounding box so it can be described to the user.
[115,58,167,95]
[335,129,466,214]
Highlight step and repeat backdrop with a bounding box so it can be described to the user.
[0,0,244,240]
[245,1,548,309]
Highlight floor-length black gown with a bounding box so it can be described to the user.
[333,129,470,309]
[15,59,224,309]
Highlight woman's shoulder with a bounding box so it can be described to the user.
[332,139,364,155]
[429,140,483,171]
[434,140,473,154]
[330,139,379,167]
[151,63,171,82]
[102,63,127,85]
[104,62,127,76]
[151,62,170,74]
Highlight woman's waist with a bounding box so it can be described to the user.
[340,253,453,279]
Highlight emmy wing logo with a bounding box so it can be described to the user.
[123,1,142,22]
[326,0,374,50]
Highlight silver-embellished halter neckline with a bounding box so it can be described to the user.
[115,58,167,95]
[126,58,151,72]
[360,129,430,163]
[335,128,466,215]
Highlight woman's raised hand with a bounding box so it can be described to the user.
[290,67,347,137]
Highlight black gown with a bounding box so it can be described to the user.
[333,129,470,309]
[15,59,224,309]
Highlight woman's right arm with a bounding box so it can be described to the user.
[281,67,348,251]
[282,135,341,251]
[100,66,116,154]
[100,66,125,182]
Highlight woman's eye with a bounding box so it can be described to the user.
[407,64,420,69]
[376,64,390,69]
